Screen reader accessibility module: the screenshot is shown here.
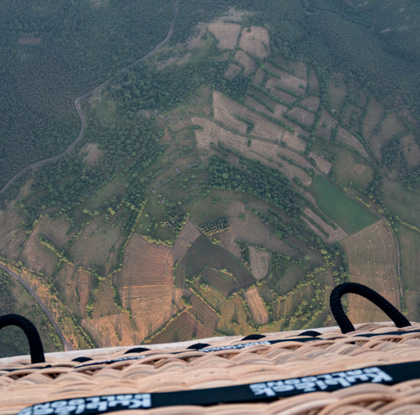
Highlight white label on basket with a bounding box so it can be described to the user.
[18,394,152,415]
[249,367,393,397]
[202,341,270,352]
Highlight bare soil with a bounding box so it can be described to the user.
[18,37,41,45]
[249,246,271,280]
[172,220,201,263]
[299,96,320,112]
[208,22,241,50]
[239,26,270,59]
[80,143,103,166]
[308,152,332,175]
[287,107,315,127]
[234,50,255,76]
[316,110,338,140]
[244,287,269,325]
[252,68,266,87]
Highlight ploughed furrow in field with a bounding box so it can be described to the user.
[152,311,199,343]
[190,293,218,326]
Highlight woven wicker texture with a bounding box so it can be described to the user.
[1,323,420,414]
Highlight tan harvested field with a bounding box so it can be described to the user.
[119,285,175,342]
[82,312,135,348]
[224,63,241,80]
[299,96,320,112]
[244,287,269,325]
[289,61,307,81]
[316,110,337,140]
[362,99,384,140]
[308,152,332,175]
[337,127,368,158]
[218,202,296,258]
[121,233,173,287]
[0,208,26,260]
[303,208,347,243]
[245,96,289,122]
[249,246,271,280]
[239,26,270,59]
[234,50,255,75]
[20,229,59,277]
[208,22,241,49]
[80,143,102,166]
[192,117,249,153]
[401,134,420,169]
[342,220,400,324]
[287,107,315,127]
[281,131,306,152]
[265,78,298,103]
[18,37,41,45]
[172,220,201,262]
[264,66,307,95]
[252,68,266,86]
[213,91,285,141]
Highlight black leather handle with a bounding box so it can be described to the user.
[0,314,45,363]
[330,282,411,334]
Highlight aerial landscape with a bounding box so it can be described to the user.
[1,0,420,356]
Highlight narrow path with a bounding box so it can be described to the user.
[0,263,73,351]
[0,0,180,197]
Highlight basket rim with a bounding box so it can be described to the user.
[1,321,415,365]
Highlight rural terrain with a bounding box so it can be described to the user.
[1,0,420,355]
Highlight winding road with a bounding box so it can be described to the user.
[0,263,73,351]
[0,1,180,350]
[0,0,179,197]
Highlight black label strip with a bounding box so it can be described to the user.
[17,360,420,415]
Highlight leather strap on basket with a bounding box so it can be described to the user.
[0,313,45,363]
[330,282,411,334]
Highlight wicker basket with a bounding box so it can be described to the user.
[1,283,419,414]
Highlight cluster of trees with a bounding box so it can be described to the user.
[198,216,229,236]
[209,155,298,216]
[163,207,188,234]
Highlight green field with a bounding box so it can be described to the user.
[383,182,420,229]
[309,175,378,233]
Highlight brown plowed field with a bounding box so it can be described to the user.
[224,63,241,80]
[244,287,269,325]
[190,293,218,325]
[287,107,315,127]
[234,50,255,75]
[303,208,347,243]
[208,22,241,50]
[172,220,201,263]
[265,68,307,95]
[239,26,270,59]
[265,78,297,104]
[316,110,337,140]
[281,131,306,152]
[213,91,285,140]
[342,220,400,324]
[249,246,271,280]
[300,96,320,112]
[289,61,307,81]
[152,311,199,343]
[121,234,173,287]
[337,127,368,158]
